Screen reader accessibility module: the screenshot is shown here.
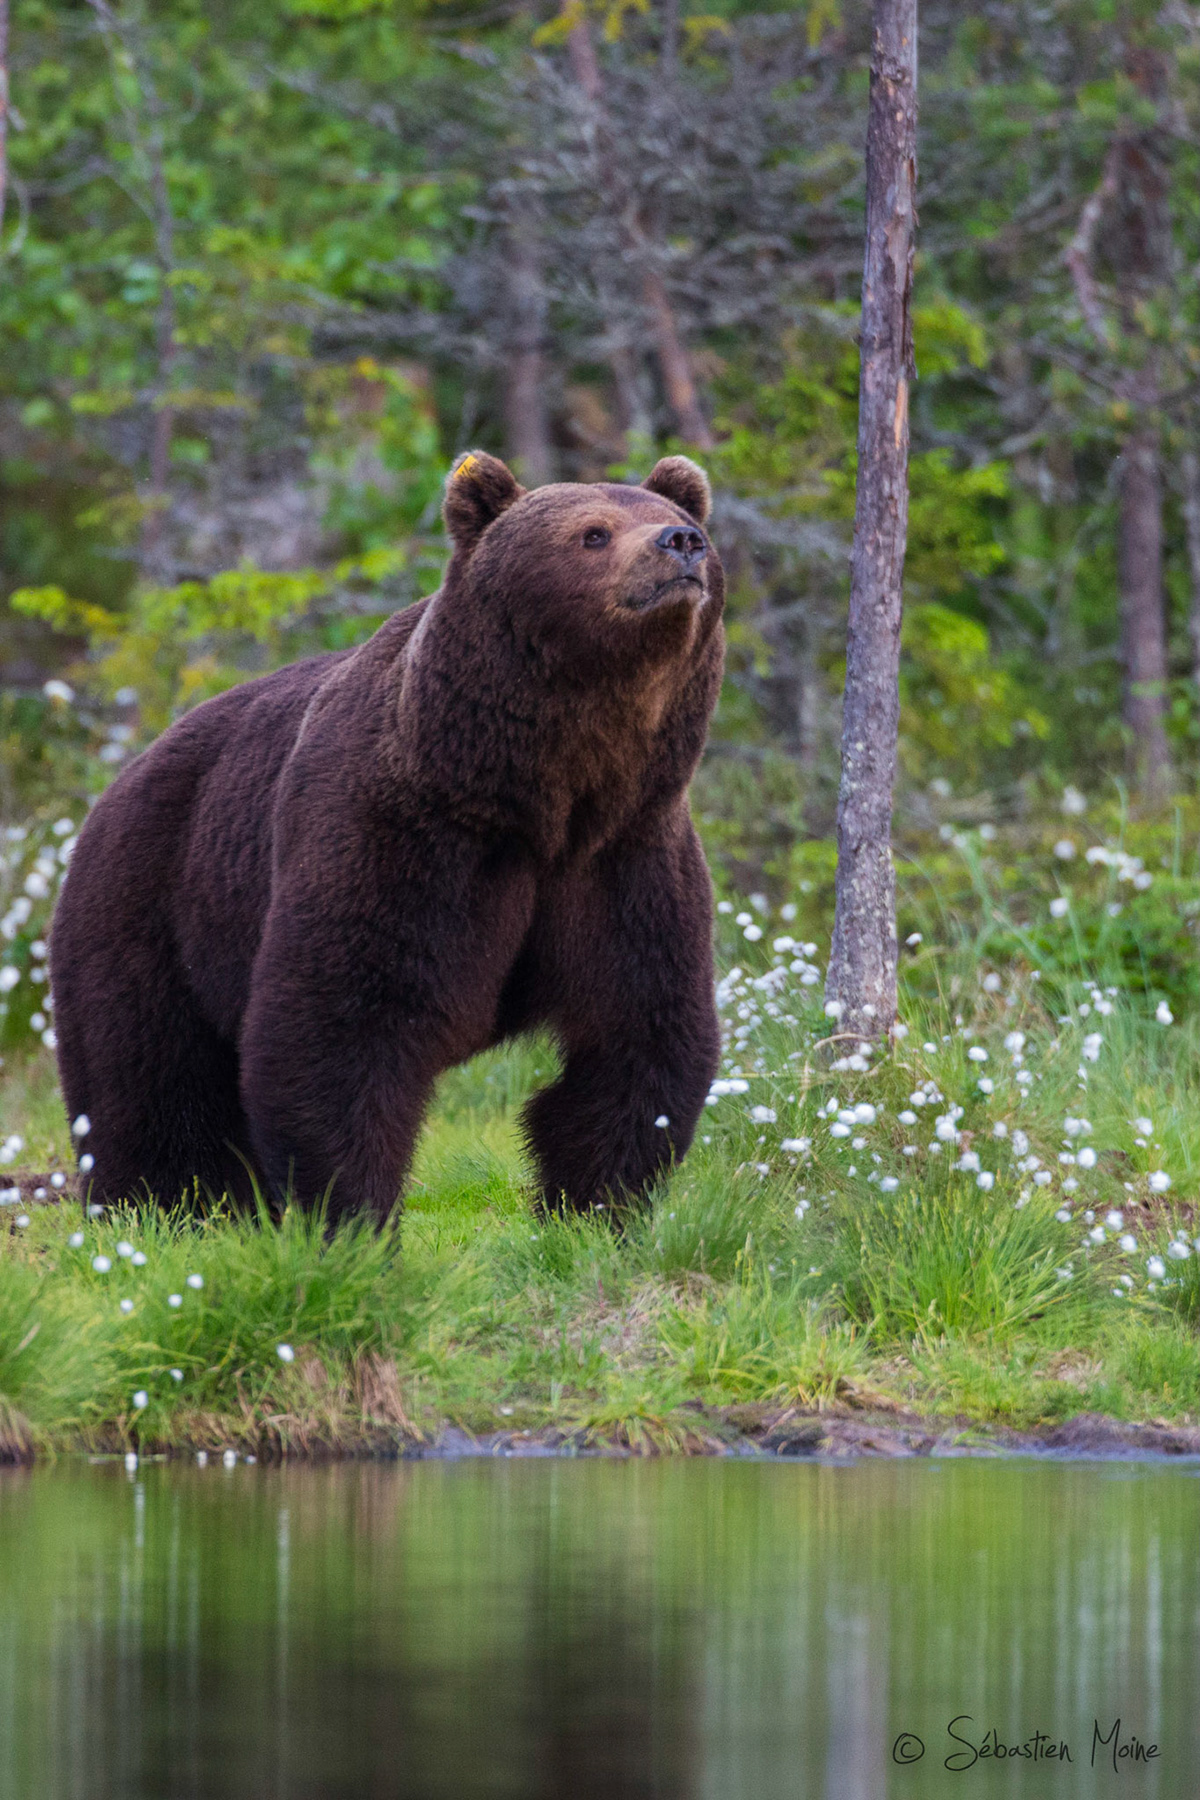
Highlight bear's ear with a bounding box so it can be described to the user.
[443,451,525,552]
[642,455,712,525]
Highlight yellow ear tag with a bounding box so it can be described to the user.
[454,454,479,481]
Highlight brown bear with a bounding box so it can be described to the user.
[49,452,725,1223]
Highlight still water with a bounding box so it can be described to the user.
[0,1457,1197,1799]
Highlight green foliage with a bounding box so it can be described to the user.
[899,602,1047,784]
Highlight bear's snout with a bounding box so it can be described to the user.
[654,523,707,571]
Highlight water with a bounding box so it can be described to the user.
[0,1457,1197,1799]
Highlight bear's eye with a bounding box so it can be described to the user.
[582,526,611,549]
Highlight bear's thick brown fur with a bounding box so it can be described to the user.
[49,453,725,1221]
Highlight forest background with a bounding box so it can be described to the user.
[2,0,1199,862]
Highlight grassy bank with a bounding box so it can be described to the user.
[4,832,1200,1459]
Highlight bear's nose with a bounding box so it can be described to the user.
[655,523,707,568]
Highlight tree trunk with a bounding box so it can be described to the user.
[641,265,714,449]
[87,0,178,583]
[1117,427,1171,800]
[824,0,917,1044]
[0,0,8,240]
[503,211,555,487]
[566,12,712,448]
[1112,19,1172,802]
[1182,444,1200,697]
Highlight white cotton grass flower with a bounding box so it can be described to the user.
[830,1122,851,1139]
[79,1154,95,1173]
[967,1046,988,1063]
[116,1241,134,1258]
[131,1250,147,1267]
[119,1299,134,1315]
[223,1450,238,1468]
[1053,838,1076,860]
[131,1390,148,1411]
[654,1114,669,1128]
[92,1255,112,1274]
[1148,1171,1171,1194]
[976,1172,995,1191]
[1105,1210,1124,1231]
[71,1114,90,1138]
[170,1369,183,1383]
[1156,1002,1174,1025]
[1147,1257,1167,1280]
[277,1344,295,1363]
[781,1137,811,1154]
[1049,896,1069,918]
[880,1176,899,1193]
[749,1106,776,1124]
[1132,1116,1153,1136]
[186,1273,204,1290]
[1169,1240,1192,1261]
[50,1173,66,1190]
[168,1293,183,1309]
[977,1077,994,1094]
[1081,1034,1103,1063]
[43,678,74,704]
[1119,1234,1138,1254]
[68,1231,84,1249]
[1076,1147,1097,1169]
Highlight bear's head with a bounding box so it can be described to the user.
[440,451,721,681]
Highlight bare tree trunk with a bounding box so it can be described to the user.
[1113,20,1172,800]
[88,0,177,584]
[0,0,8,239]
[1063,18,1173,804]
[1182,444,1200,696]
[641,265,714,448]
[503,210,555,487]
[566,18,652,442]
[824,0,917,1044]
[566,13,712,448]
[1119,426,1171,800]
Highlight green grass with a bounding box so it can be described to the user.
[6,846,1200,1456]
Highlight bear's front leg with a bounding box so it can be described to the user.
[522,822,720,1213]
[240,834,535,1223]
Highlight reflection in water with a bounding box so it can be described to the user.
[0,1459,1195,1797]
